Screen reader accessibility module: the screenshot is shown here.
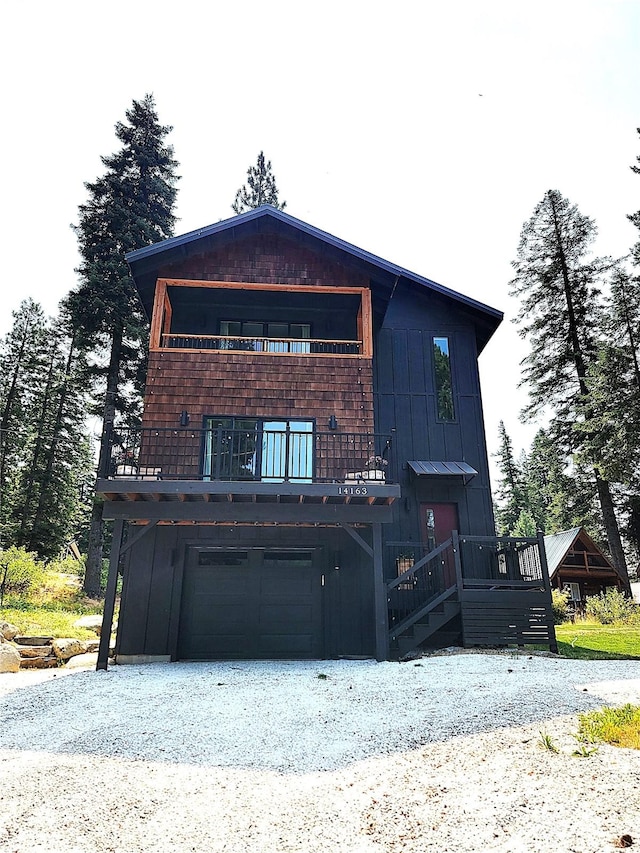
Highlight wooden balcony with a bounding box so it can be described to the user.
[160,333,363,355]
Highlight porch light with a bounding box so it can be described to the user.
[180,410,190,426]
[328,414,338,430]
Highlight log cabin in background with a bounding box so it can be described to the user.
[96,205,557,667]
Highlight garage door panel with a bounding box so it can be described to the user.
[260,603,314,628]
[259,633,315,654]
[178,549,322,659]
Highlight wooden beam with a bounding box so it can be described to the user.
[158,278,367,297]
[372,523,389,661]
[149,280,167,350]
[340,523,373,557]
[102,500,395,524]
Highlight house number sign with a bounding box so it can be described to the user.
[337,485,369,496]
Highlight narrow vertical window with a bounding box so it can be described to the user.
[433,336,455,421]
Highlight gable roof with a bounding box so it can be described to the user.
[126,205,503,352]
[543,527,583,576]
[543,527,618,579]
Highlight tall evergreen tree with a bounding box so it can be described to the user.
[0,300,48,549]
[509,189,630,588]
[493,421,526,534]
[0,303,92,558]
[232,151,286,213]
[65,94,179,595]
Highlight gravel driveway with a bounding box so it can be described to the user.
[1,653,639,852]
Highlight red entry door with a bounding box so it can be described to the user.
[420,503,458,586]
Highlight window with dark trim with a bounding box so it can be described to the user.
[202,417,314,482]
[433,336,455,421]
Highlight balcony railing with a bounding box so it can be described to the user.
[160,333,363,355]
[100,426,393,484]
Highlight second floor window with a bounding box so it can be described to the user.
[433,336,455,421]
[203,417,314,482]
[220,321,311,353]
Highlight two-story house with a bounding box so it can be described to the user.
[96,205,556,667]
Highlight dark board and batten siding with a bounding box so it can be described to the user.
[373,285,496,549]
[116,526,377,661]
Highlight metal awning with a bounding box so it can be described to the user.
[408,460,478,484]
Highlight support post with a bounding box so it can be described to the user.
[372,522,389,661]
[537,529,558,654]
[452,529,465,647]
[97,518,124,671]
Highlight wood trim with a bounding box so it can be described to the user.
[150,280,167,350]
[360,287,373,358]
[162,290,172,337]
[158,278,367,296]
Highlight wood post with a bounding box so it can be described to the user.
[97,519,124,671]
[372,523,389,661]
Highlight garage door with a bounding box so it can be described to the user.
[177,549,322,659]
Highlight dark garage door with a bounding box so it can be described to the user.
[178,548,322,659]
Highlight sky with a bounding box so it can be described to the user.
[1,0,639,485]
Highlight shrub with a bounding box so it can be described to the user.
[47,554,86,578]
[551,588,571,624]
[0,547,44,605]
[585,588,638,625]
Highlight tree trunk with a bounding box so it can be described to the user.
[595,473,631,594]
[83,324,123,596]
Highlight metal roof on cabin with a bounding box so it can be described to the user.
[125,205,503,350]
[543,527,584,576]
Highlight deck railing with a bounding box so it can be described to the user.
[100,425,393,484]
[160,333,363,355]
[386,539,455,631]
[386,532,557,650]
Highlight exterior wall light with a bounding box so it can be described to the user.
[328,414,338,430]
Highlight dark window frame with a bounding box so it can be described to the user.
[201,416,316,482]
[432,335,456,422]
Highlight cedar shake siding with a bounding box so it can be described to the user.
[158,233,369,290]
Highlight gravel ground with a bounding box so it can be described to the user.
[1,653,639,853]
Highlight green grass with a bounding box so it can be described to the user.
[1,570,104,640]
[555,622,640,660]
[0,606,101,640]
[577,704,640,750]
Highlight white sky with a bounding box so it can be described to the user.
[1,0,639,485]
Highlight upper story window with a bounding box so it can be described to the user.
[202,417,314,482]
[220,320,311,353]
[433,336,455,421]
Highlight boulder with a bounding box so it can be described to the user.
[65,652,99,669]
[0,643,21,673]
[14,636,53,646]
[0,621,19,641]
[19,655,58,669]
[18,645,53,659]
[73,615,107,635]
[52,638,87,661]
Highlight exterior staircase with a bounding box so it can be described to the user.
[389,587,460,660]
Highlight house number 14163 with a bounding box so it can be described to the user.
[338,486,368,496]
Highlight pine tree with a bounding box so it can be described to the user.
[493,421,526,534]
[0,300,48,549]
[232,151,286,213]
[65,94,179,595]
[509,189,630,589]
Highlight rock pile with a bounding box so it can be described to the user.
[0,620,106,673]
